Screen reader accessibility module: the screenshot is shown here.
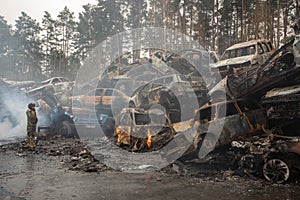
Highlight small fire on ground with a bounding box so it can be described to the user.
[147,128,152,148]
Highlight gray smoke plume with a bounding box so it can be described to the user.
[0,86,30,143]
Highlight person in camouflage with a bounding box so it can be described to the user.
[26,103,38,148]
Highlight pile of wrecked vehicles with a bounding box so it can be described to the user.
[186,35,300,184]
[113,36,300,184]
[27,34,300,184]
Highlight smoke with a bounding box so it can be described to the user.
[0,86,31,143]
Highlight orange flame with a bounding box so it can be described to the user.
[147,128,152,148]
[116,128,121,143]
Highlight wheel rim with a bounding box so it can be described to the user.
[263,159,290,184]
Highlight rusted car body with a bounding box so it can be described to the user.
[150,49,213,102]
[128,74,198,122]
[208,38,300,101]
[260,84,300,138]
[188,99,267,155]
[26,77,73,106]
[232,80,300,183]
[71,88,103,107]
[262,84,300,120]
[231,133,300,184]
[129,74,193,108]
[211,39,274,79]
[114,108,175,151]
[71,88,130,113]
[227,43,300,98]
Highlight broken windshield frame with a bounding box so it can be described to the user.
[221,45,256,60]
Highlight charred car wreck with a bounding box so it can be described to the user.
[37,104,77,138]
[226,39,299,99]
[186,99,267,158]
[115,108,175,152]
[211,39,274,81]
[230,133,300,184]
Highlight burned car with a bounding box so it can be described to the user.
[71,87,130,115]
[211,39,274,79]
[241,76,300,183]
[208,39,299,101]
[187,99,267,157]
[71,88,103,108]
[230,133,300,184]
[261,84,300,135]
[226,42,299,99]
[26,77,73,106]
[129,74,197,122]
[37,104,77,137]
[129,74,190,107]
[114,108,175,152]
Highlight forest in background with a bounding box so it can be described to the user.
[0,0,299,80]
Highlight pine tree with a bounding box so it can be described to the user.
[55,6,78,77]
[13,12,43,80]
[0,15,13,77]
[41,11,57,77]
[76,4,96,61]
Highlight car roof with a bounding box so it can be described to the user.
[226,39,270,51]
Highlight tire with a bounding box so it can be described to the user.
[263,159,290,184]
[59,120,77,138]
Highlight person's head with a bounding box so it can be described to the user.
[28,102,36,110]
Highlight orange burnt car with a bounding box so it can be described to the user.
[71,88,130,114]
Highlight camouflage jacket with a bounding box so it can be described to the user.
[26,109,38,127]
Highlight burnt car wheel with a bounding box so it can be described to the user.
[59,120,77,137]
[263,159,290,184]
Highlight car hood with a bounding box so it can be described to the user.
[212,55,253,68]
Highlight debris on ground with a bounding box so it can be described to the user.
[0,137,112,173]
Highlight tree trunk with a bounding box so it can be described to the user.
[235,1,239,43]
[216,0,219,53]
[283,0,287,43]
[277,0,281,47]
[241,0,246,42]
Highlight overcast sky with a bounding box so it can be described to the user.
[0,0,97,25]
